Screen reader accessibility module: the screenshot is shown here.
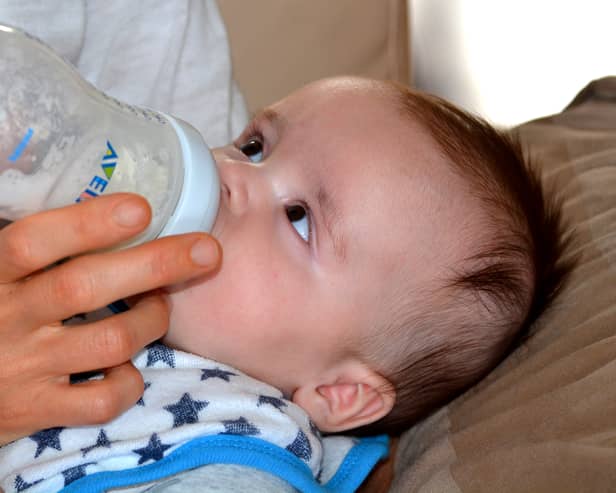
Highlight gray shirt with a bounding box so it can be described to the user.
[119,464,297,493]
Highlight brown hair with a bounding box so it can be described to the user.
[359,83,575,435]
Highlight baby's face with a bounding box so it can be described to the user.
[164,78,475,396]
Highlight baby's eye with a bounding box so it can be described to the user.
[239,137,264,163]
[286,203,311,243]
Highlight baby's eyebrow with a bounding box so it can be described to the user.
[316,184,347,263]
[252,107,286,133]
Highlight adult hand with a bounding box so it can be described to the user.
[0,193,221,445]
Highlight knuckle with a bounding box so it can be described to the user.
[147,248,175,283]
[51,266,96,309]
[3,225,36,272]
[70,207,100,240]
[0,386,46,438]
[87,388,122,424]
[0,398,27,425]
[94,323,134,364]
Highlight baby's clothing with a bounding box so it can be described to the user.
[0,344,388,493]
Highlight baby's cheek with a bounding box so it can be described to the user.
[168,236,305,351]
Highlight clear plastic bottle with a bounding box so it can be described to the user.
[0,24,220,247]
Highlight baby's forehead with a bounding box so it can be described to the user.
[280,78,486,269]
[336,146,481,285]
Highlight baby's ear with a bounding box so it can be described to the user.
[292,364,395,433]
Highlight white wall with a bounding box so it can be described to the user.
[410,0,616,126]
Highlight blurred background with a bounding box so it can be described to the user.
[219,0,616,128]
[410,0,616,126]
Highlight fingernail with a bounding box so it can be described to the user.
[112,199,148,227]
[190,238,219,267]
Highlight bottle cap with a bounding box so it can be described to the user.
[158,114,220,236]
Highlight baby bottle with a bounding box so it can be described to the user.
[0,24,220,247]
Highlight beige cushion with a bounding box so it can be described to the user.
[217,0,409,115]
[391,78,616,492]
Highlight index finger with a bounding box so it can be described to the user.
[7,233,221,329]
[0,194,151,283]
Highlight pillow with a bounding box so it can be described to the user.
[390,77,616,492]
[217,0,409,115]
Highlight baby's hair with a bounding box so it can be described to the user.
[359,82,575,435]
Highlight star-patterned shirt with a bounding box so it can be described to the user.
[0,344,384,493]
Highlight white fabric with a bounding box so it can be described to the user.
[0,0,249,147]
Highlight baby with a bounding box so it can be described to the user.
[0,77,570,492]
[165,76,570,433]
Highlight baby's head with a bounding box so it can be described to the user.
[164,77,571,434]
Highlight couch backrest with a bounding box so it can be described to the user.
[391,77,616,493]
[217,0,409,114]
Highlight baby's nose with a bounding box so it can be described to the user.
[219,163,250,216]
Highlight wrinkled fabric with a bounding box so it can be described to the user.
[392,78,616,493]
[0,0,248,147]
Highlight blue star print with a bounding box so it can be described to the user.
[62,463,94,486]
[146,344,176,368]
[286,429,312,461]
[164,393,209,427]
[200,368,237,382]
[137,381,152,407]
[29,427,64,458]
[257,395,287,412]
[15,475,42,492]
[133,433,172,465]
[81,429,112,457]
[221,417,260,436]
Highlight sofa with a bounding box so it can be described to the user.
[218,2,616,492]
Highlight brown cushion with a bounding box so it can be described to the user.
[391,78,616,492]
[217,0,409,115]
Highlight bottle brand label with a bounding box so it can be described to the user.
[75,140,118,202]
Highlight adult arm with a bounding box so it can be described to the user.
[0,193,221,445]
